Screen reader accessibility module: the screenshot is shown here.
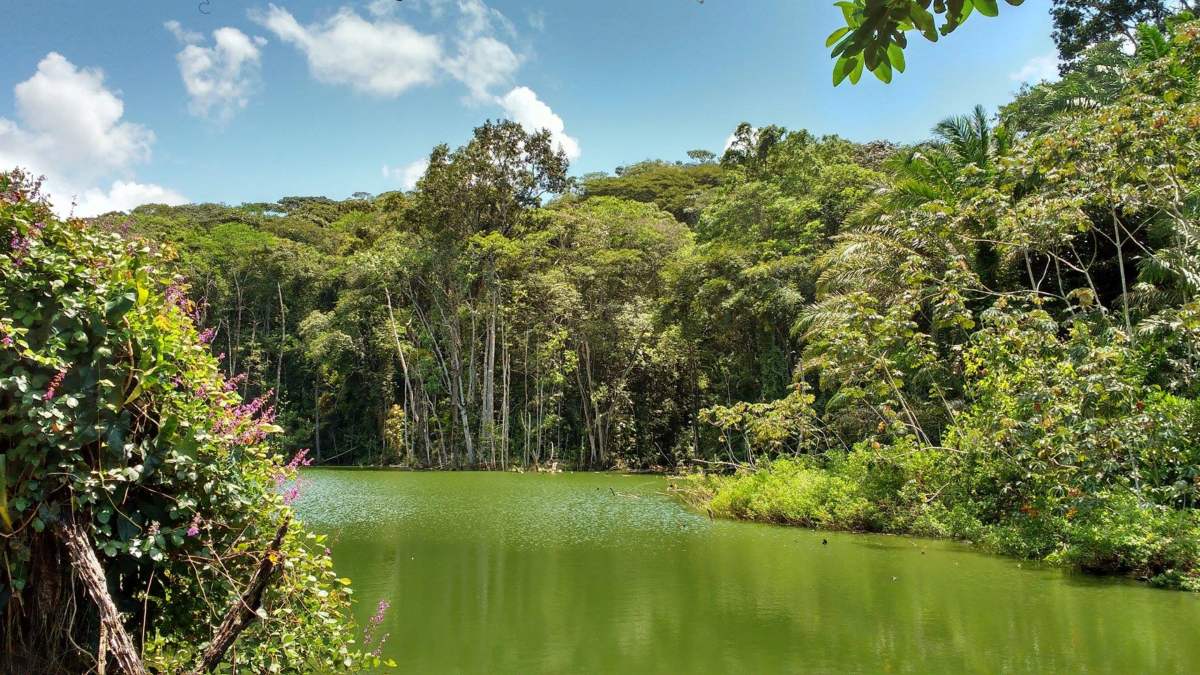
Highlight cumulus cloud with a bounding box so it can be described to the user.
[0,52,153,181]
[1010,53,1060,84]
[445,0,520,99]
[166,20,266,121]
[251,4,443,96]
[253,2,520,102]
[496,86,580,161]
[74,181,188,216]
[255,2,580,162]
[383,159,430,191]
[446,36,520,100]
[0,52,184,216]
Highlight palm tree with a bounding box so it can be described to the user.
[874,104,1008,213]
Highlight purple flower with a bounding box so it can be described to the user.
[9,233,31,262]
[286,448,313,470]
[187,512,202,537]
[44,369,66,400]
[282,482,302,505]
[372,599,390,623]
[198,327,215,344]
[223,373,247,392]
[364,598,393,654]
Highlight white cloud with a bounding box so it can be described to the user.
[443,0,520,101]
[254,3,580,163]
[0,52,153,182]
[383,159,430,191]
[164,19,203,44]
[456,0,515,39]
[254,2,522,102]
[496,86,580,161]
[0,52,184,216]
[446,36,520,100]
[1010,53,1060,84]
[167,21,265,121]
[74,180,188,216]
[252,4,443,97]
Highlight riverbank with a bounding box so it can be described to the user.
[674,457,1200,592]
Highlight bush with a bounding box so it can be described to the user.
[1051,492,1200,589]
[705,458,878,530]
[0,170,376,671]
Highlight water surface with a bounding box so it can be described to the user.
[295,470,1199,674]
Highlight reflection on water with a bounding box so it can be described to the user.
[295,470,1200,674]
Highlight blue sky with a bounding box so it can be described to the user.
[0,0,1059,214]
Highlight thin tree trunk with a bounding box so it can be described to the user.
[275,283,285,405]
[500,317,510,469]
[314,380,321,462]
[192,518,290,674]
[481,285,498,467]
[55,519,147,675]
[385,287,418,464]
[1112,209,1134,338]
[574,341,598,466]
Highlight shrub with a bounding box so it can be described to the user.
[706,458,877,530]
[0,170,376,671]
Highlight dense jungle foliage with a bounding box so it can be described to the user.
[0,170,384,671]
[82,15,1199,589]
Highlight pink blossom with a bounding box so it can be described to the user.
[9,233,31,262]
[187,512,202,537]
[282,482,303,505]
[286,448,313,470]
[223,373,247,392]
[44,369,66,400]
[363,598,392,655]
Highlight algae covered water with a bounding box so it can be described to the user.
[295,470,1200,674]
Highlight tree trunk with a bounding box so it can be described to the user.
[500,317,511,469]
[385,287,418,464]
[275,282,286,405]
[481,286,497,467]
[55,519,147,675]
[192,518,290,674]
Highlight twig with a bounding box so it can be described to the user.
[191,517,290,674]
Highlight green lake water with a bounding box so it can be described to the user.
[294,470,1200,674]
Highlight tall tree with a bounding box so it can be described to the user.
[1050,0,1186,70]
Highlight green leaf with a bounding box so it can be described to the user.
[833,56,855,86]
[910,5,938,41]
[887,44,906,72]
[849,56,865,84]
[872,59,893,83]
[825,26,850,47]
[104,293,136,320]
[835,1,857,25]
[974,0,1000,17]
